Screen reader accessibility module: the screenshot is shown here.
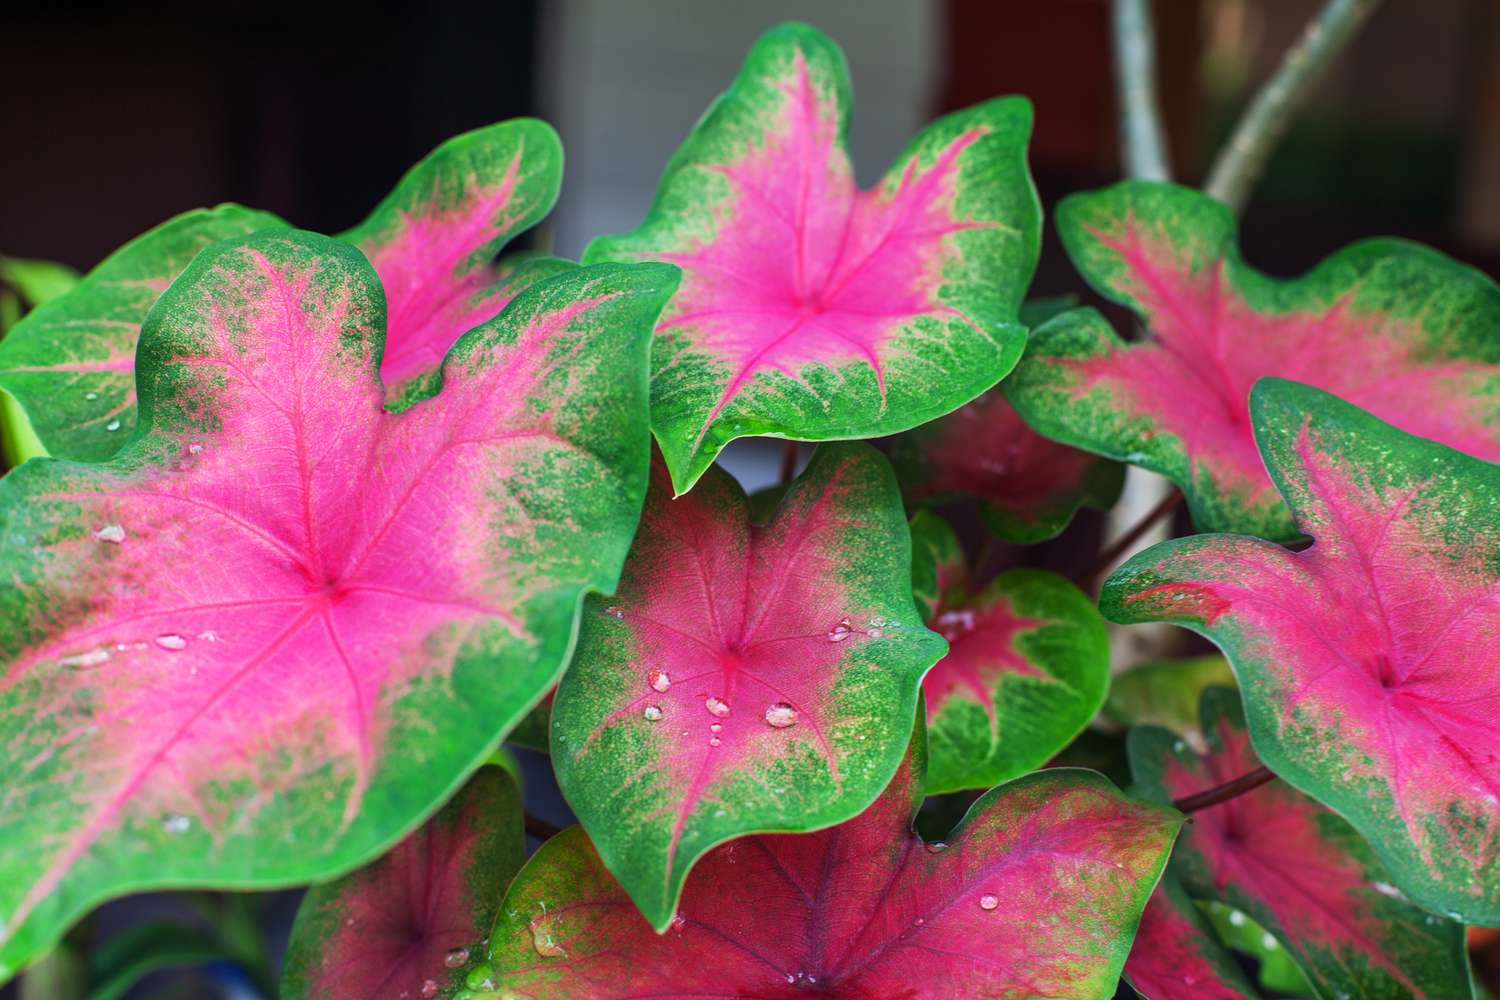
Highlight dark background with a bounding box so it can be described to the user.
[3,0,1499,996]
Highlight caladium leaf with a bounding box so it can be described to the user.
[583,21,1041,495]
[1005,181,1500,539]
[0,119,566,463]
[281,766,524,1000]
[550,443,946,930]
[1105,377,1500,925]
[0,205,290,462]
[0,257,80,308]
[1130,688,1472,1000]
[908,511,1109,793]
[892,388,1123,543]
[1102,654,1236,744]
[1201,903,1315,998]
[0,230,677,974]
[1124,876,1261,1000]
[490,726,1181,999]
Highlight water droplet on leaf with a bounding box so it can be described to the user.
[828,618,852,642]
[105,419,121,432]
[419,980,439,999]
[764,703,798,728]
[530,921,566,958]
[705,696,730,718]
[444,946,470,968]
[925,841,947,854]
[649,669,670,693]
[1261,932,1278,950]
[154,634,188,651]
[643,705,663,721]
[62,647,111,669]
[93,524,126,544]
[162,814,191,834]
[979,894,999,911]
[84,391,99,401]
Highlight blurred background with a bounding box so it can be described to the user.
[3,0,1499,996]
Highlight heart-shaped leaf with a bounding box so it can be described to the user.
[490,725,1180,998]
[0,230,676,974]
[1125,876,1262,1000]
[1005,181,1500,539]
[550,443,946,930]
[583,22,1040,495]
[0,119,566,463]
[281,766,524,1000]
[1129,688,1472,1000]
[1104,377,1500,925]
[0,205,290,462]
[892,388,1123,543]
[908,511,1109,793]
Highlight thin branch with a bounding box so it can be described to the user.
[778,440,798,484]
[1077,489,1182,593]
[1112,0,1173,181]
[525,813,563,840]
[1174,765,1276,813]
[1204,0,1385,213]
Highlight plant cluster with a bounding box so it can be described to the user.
[0,15,1494,1000]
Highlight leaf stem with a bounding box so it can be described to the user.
[525,812,563,840]
[1203,0,1385,213]
[778,440,798,484]
[1078,489,1181,592]
[1111,0,1173,181]
[1174,765,1276,813]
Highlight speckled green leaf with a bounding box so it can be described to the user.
[550,443,946,930]
[1201,902,1314,998]
[908,511,1109,792]
[583,22,1040,494]
[1105,377,1500,925]
[1005,181,1500,539]
[1131,688,1472,1000]
[0,205,289,462]
[1103,654,1236,741]
[281,766,523,1000]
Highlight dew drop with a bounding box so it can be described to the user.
[1227,909,1246,927]
[62,647,111,669]
[870,616,887,628]
[709,723,722,733]
[867,628,883,638]
[925,841,947,854]
[105,419,121,432]
[197,630,220,643]
[1261,932,1278,950]
[444,946,470,968]
[530,922,566,958]
[828,618,852,642]
[643,704,663,722]
[93,524,126,544]
[649,669,671,693]
[187,443,203,455]
[704,696,730,718]
[979,893,999,911]
[419,980,439,999]
[84,391,99,401]
[162,814,191,834]
[154,634,188,651]
[670,913,687,932]
[708,737,722,748]
[764,702,798,728]
[605,605,624,619]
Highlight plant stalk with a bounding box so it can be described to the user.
[1174,765,1276,813]
[1111,0,1173,181]
[1078,489,1181,592]
[1204,0,1385,214]
[525,812,563,840]
[779,440,798,484]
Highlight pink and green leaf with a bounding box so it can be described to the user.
[1105,377,1500,925]
[892,388,1123,543]
[1005,181,1500,539]
[909,511,1110,793]
[549,443,946,930]
[583,22,1041,495]
[490,726,1181,998]
[0,120,566,463]
[0,230,676,975]
[281,765,524,1000]
[1125,876,1262,1000]
[1128,687,1472,1000]
[0,205,289,462]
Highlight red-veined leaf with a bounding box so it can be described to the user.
[490,725,1180,998]
[549,443,945,930]
[583,22,1040,495]
[1005,181,1500,539]
[0,230,676,975]
[281,766,524,1000]
[1129,688,1471,1000]
[908,511,1109,793]
[1124,876,1261,1000]
[892,388,1122,543]
[1104,377,1500,925]
[0,120,565,462]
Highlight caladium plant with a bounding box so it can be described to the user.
[908,510,1110,793]
[281,765,524,1000]
[0,118,566,462]
[549,444,946,930]
[583,22,1041,495]
[1124,875,1262,1000]
[489,723,1180,999]
[1005,180,1500,540]
[0,230,675,971]
[1129,687,1472,1000]
[1105,377,1500,926]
